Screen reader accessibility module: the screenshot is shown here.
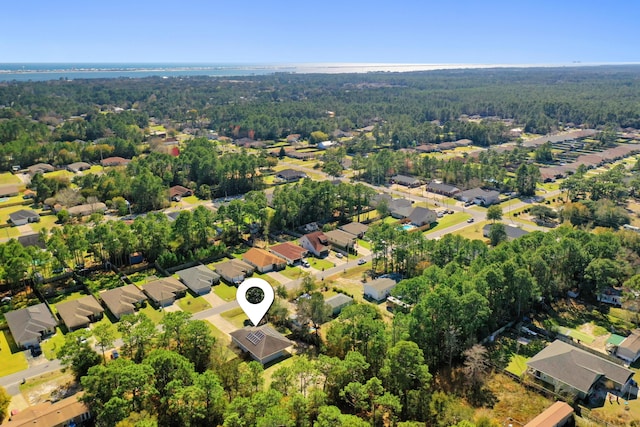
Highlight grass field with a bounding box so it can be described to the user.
[485,373,553,424]
[0,204,33,224]
[214,283,237,302]
[0,225,21,239]
[221,307,248,329]
[506,354,529,377]
[258,274,281,288]
[263,355,295,388]
[0,195,25,207]
[424,212,472,234]
[279,265,304,280]
[0,329,28,376]
[46,170,75,180]
[41,328,66,360]
[29,214,58,232]
[553,325,595,344]
[308,258,334,271]
[451,220,489,241]
[356,239,371,249]
[177,293,212,314]
[138,304,166,324]
[0,172,21,185]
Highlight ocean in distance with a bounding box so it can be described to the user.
[0,62,593,82]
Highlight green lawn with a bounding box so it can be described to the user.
[553,325,595,344]
[0,204,33,224]
[29,214,58,233]
[47,170,75,180]
[221,307,248,329]
[138,304,166,324]
[506,354,529,377]
[308,258,334,271]
[279,265,304,280]
[0,195,25,207]
[41,328,66,360]
[90,315,122,340]
[451,220,489,241]
[0,172,21,185]
[356,239,371,250]
[263,355,295,388]
[177,293,212,314]
[0,329,28,376]
[0,225,21,239]
[214,283,238,302]
[259,274,281,288]
[424,212,472,234]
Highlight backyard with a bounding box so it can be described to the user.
[0,329,28,376]
[177,293,212,314]
[83,270,125,293]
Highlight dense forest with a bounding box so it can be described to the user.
[1,66,640,171]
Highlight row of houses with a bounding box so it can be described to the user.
[19,157,132,177]
[4,264,224,348]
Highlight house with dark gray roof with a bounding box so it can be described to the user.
[427,181,461,197]
[339,222,369,239]
[66,162,91,173]
[389,199,414,219]
[9,209,40,226]
[176,265,220,295]
[482,223,530,241]
[390,174,422,188]
[407,207,437,227]
[142,277,188,307]
[527,340,634,399]
[230,325,294,365]
[100,285,147,320]
[276,169,307,182]
[458,188,500,206]
[56,295,104,330]
[27,163,54,175]
[6,303,57,348]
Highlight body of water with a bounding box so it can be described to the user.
[0,62,584,82]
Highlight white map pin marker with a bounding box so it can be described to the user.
[236,278,275,326]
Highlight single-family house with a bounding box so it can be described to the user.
[369,193,392,209]
[17,233,45,248]
[0,184,19,197]
[269,242,308,265]
[364,278,397,302]
[389,199,414,219]
[524,401,573,427]
[230,325,294,365]
[482,223,530,241]
[243,248,287,273]
[276,169,307,182]
[6,303,57,349]
[427,181,461,197]
[300,231,330,258]
[169,185,192,201]
[9,209,40,226]
[142,277,188,307]
[215,259,255,285]
[390,174,422,188]
[407,207,437,227]
[27,163,54,176]
[67,202,107,217]
[526,340,634,399]
[56,295,104,330]
[176,265,220,295]
[22,189,36,199]
[458,188,501,206]
[100,157,131,167]
[99,285,147,320]
[318,141,335,150]
[324,229,356,252]
[616,330,640,364]
[339,222,369,239]
[7,394,92,427]
[415,144,440,153]
[66,162,91,173]
[325,294,353,316]
[597,287,623,306]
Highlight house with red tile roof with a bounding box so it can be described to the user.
[269,242,308,265]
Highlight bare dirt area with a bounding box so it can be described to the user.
[20,371,77,405]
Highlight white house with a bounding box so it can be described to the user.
[364,278,397,301]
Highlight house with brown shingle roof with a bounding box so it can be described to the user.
[100,156,131,167]
[99,284,147,320]
[269,242,308,265]
[0,184,19,197]
[230,325,294,365]
[339,222,369,239]
[169,185,192,201]
[176,264,220,295]
[142,277,188,307]
[299,231,330,258]
[5,303,57,349]
[27,163,54,176]
[324,229,356,252]
[56,295,104,330]
[8,393,91,427]
[243,248,287,273]
[215,259,255,285]
[66,161,91,173]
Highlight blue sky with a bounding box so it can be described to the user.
[1,0,637,64]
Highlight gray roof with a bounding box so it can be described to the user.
[215,259,254,281]
[483,223,530,240]
[67,202,107,216]
[527,340,634,394]
[100,285,147,318]
[230,325,293,362]
[66,162,91,172]
[460,188,500,201]
[142,277,188,302]
[177,265,220,293]
[325,293,353,309]
[339,222,369,237]
[391,175,421,186]
[324,229,356,247]
[427,181,460,194]
[9,209,39,223]
[408,207,436,226]
[5,303,57,346]
[366,278,397,292]
[617,331,640,359]
[56,295,104,329]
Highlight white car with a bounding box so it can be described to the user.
[357,259,366,265]
[335,253,343,259]
[301,260,310,268]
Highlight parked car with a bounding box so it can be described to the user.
[357,258,366,265]
[301,260,310,268]
[335,253,343,259]
[111,350,120,360]
[467,218,475,223]
[30,345,42,357]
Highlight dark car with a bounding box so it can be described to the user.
[110,350,120,360]
[30,345,42,357]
